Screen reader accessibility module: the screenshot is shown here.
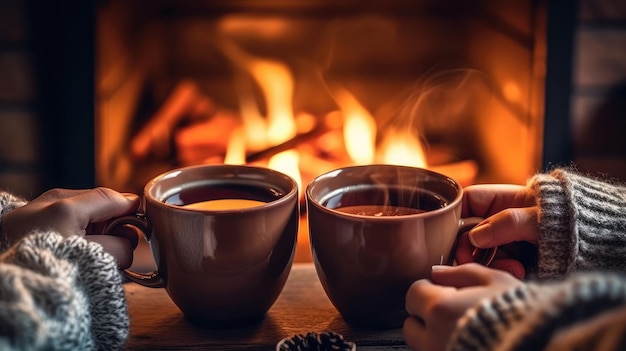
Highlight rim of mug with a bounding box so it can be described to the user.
[143,164,299,213]
[306,164,462,221]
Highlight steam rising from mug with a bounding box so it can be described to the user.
[306,164,494,329]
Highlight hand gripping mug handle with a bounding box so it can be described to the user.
[103,214,166,288]
[458,217,497,266]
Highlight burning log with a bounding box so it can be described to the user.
[175,111,241,165]
[130,79,215,160]
[245,118,336,163]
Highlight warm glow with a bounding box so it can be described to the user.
[503,81,522,102]
[239,93,268,152]
[224,127,246,165]
[268,150,302,195]
[219,38,297,147]
[249,59,297,145]
[333,88,376,164]
[221,41,302,191]
[219,16,291,41]
[377,128,427,168]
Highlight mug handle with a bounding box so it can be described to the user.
[104,214,166,288]
[458,217,497,266]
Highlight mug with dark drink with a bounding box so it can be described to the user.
[305,164,494,329]
[107,164,299,327]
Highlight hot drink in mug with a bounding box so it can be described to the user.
[306,164,494,329]
[107,164,299,327]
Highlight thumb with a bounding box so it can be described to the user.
[468,207,538,248]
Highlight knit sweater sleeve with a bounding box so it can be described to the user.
[0,192,129,350]
[0,191,27,252]
[528,169,626,279]
[448,273,626,351]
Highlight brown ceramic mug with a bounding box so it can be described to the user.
[305,164,495,329]
[107,164,299,327]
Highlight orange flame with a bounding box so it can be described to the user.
[223,127,246,165]
[223,43,429,189]
[222,42,301,191]
[333,88,377,164]
[378,128,427,167]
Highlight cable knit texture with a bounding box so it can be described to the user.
[449,273,626,351]
[447,169,626,351]
[0,191,27,252]
[0,192,129,350]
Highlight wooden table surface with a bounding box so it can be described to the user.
[123,263,409,350]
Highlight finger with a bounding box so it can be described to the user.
[403,316,428,351]
[462,184,534,218]
[468,207,539,248]
[90,224,141,250]
[489,258,526,279]
[405,279,453,317]
[430,263,497,288]
[36,188,93,202]
[87,222,141,250]
[86,235,134,269]
[110,224,140,250]
[455,231,476,264]
[69,188,140,225]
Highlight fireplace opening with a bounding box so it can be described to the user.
[96,0,547,199]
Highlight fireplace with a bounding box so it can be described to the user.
[91,0,553,195]
[5,0,582,265]
[13,0,581,197]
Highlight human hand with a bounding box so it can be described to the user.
[403,263,523,351]
[1,188,140,268]
[456,184,538,279]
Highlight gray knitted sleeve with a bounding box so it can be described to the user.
[0,191,27,252]
[448,273,626,351]
[529,169,626,279]
[0,231,129,350]
[0,191,27,216]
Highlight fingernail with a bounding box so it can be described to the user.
[432,265,453,272]
[122,193,141,212]
[123,193,139,202]
[469,222,493,248]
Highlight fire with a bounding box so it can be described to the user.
[333,88,377,165]
[378,128,427,168]
[333,87,427,168]
[218,42,429,190]
[221,45,302,192]
[248,59,297,145]
[268,150,301,193]
[223,127,246,165]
